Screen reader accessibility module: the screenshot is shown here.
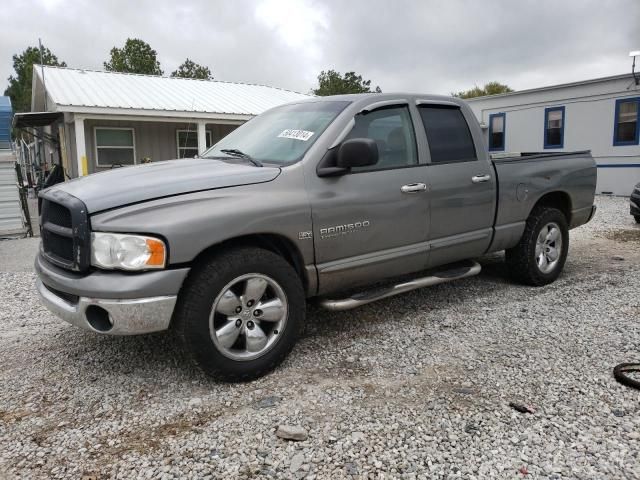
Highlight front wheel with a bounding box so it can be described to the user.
[174,247,305,381]
[506,207,569,286]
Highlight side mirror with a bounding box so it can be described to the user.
[337,138,378,169]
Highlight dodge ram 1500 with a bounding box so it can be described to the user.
[35,94,597,380]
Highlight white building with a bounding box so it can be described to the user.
[15,66,310,179]
[467,73,640,195]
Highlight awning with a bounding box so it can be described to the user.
[12,111,63,128]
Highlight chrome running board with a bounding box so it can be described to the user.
[318,260,481,311]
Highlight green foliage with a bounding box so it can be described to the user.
[171,59,213,80]
[3,45,66,112]
[103,38,163,75]
[312,70,381,96]
[452,81,513,99]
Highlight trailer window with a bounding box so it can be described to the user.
[418,105,477,163]
[613,98,639,146]
[95,128,136,167]
[544,106,565,149]
[488,113,505,151]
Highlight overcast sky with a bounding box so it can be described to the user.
[1,0,639,96]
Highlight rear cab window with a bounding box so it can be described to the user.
[417,105,477,163]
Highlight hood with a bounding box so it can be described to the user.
[49,158,281,213]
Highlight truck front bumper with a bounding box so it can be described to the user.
[37,279,177,334]
[35,254,190,335]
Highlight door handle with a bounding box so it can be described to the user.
[401,183,427,193]
[471,174,491,183]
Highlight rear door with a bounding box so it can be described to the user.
[308,102,430,294]
[416,102,496,267]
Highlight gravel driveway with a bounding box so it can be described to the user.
[1,196,639,479]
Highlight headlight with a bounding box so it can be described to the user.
[91,232,166,270]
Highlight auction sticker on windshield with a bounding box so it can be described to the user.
[278,129,314,141]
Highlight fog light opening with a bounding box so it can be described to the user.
[85,305,114,332]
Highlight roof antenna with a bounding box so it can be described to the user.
[39,38,47,111]
[630,50,640,86]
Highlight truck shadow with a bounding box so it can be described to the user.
[50,328,204,382]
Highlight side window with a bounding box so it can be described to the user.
[613,98,639,146]
[418,105,477,163]
[95,128,136,167]
[346,106,417,171]
[177,130,212,158]
[488,113,505,151]
[544,106,565,149]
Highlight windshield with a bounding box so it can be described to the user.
[202,100,350,165]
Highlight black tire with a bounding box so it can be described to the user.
[634,215,640,224]
[505,207,569,286]
[613,363,640,390]
[173,247,305,382]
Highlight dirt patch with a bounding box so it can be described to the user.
[603,228,640,243]
[0,409,31,424]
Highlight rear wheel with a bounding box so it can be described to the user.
[174,247,305,381]
[506,207,569,286]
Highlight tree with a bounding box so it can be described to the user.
[4,45,66,112]
[104,38,163,75]
[452,81,513,99]
[171,59,213,80]
[312,70,381,96]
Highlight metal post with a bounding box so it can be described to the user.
[197,121,207,154]
[74,116,87,177]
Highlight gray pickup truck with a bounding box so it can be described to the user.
[35,94,597,380]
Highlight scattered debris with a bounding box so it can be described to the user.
[276,425,308,441]
[519,465,529,476]
[612,255,625,261]
[453,387,474,395]
[464,423,480,434]
[509,402,535,414]
[254,396,281,409]
[344,462,359,475]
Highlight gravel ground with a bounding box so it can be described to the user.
[1,196,639,479]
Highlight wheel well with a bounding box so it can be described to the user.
[531,191,572,223]
[190,234,309,293]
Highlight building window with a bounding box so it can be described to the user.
[418,105,477,163]
[95,128,135,167]
[613,98,640,146]
[488,113,505,151]
[176,130,212,158]
[544,106,565,149]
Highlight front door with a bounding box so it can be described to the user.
[308,104,430,295]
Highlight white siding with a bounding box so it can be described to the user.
[467,75,640,195]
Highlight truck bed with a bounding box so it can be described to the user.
[487,150,597,252]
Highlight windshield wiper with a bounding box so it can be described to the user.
[220,148,263,167]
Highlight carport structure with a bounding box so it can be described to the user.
[18,66,310,178]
